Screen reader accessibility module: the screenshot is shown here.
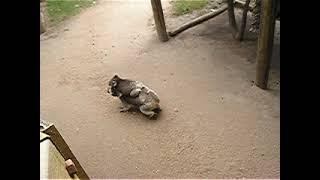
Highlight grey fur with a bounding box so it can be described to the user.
[107,74,161,119]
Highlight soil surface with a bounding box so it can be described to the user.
[40,0,280,179]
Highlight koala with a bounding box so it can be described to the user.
[107,74,161,119]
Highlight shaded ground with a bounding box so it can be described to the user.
[40,0,280,179]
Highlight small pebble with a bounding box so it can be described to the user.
[64,28,69,31]
[74,4,80,8]
[174,108,179,113]
[239,167,245,172]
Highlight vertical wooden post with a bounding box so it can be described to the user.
[40,12,46,34]
[40,0,47,34]
[150,0,169,42]
[227,0,238,39]
[255,0,277,89]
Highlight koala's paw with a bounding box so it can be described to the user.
[148,112,159,120]
[119,107,131,112]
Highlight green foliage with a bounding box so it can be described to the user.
[47,0,93,24]
[172,0,208,15]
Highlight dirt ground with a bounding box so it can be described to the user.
[40,0,280,179]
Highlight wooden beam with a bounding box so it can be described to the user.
[42,125,90,180]
[255,0,277,89]
[168,5,228,37]
[150,0,169,42]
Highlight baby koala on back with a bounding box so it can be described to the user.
[107,74,161,119]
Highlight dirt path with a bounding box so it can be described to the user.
[40,1,280,179]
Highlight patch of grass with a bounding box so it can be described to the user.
[172,0,208,15]
[47,0,93,24]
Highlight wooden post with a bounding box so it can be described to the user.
[40,0,47,34]
[227,0,238,39]
[238,0,251,41]
[150,0,169,42]
[40,12,46,34]
[255,0,277,89]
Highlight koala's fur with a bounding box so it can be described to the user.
[107,74,161,119]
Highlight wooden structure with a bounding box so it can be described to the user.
[150,0,168,42]
[255,0,278,89]
[41,121,90,180]
[150,0,279,89]
[40,0,47,34]
[168,5,229,37]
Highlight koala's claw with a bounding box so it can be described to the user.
[147,112,158,119]
[119,106,131,112]
[120,109,128,113]
[148,113,159,120]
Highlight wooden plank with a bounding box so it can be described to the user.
[41,139,73,179]
[255,0,277,89]
[42,125,90,180]
[168,5,228,37]
[150,0,169,42]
